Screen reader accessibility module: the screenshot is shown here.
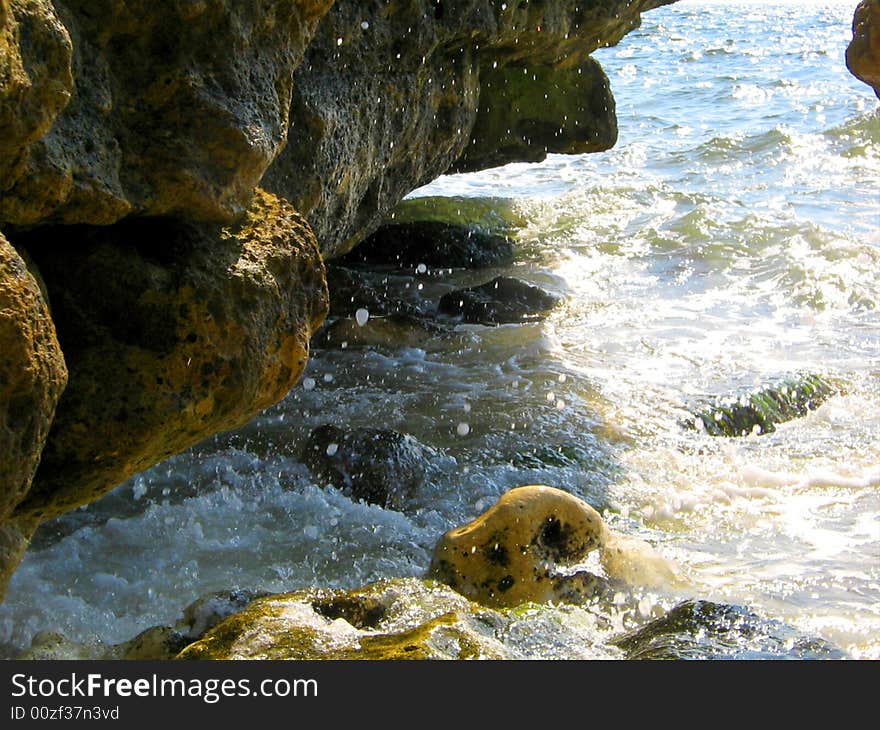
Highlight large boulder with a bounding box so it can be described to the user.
[265,0,675,257]
[847,0,880,98]
[438,276,561,325]
[0,235,67,598]
[11,189,328,523]
[0,0,334,226]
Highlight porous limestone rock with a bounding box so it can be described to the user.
[0,0,74,199]
[429,485,610,607]
[340,221,515,269]
[12,189,328,523]
[0,0,334,226]
[0,234,66,598]
[176,578,510,660]
[265,0,675,257]
[847,0,880,98]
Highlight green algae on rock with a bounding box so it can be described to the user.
[684,374,841,438]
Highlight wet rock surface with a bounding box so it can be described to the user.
[302,424,436,509]
[340,221,515,270]
[684,373,841,437]
[12,189,328,523]
[438,276,562,325]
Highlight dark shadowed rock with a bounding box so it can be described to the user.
[265,0,675,257]
[611,600,847,660]
[847,0,880,98]
[0,234,67,523]
[12,190,328,523]
[301,424,435,509]
[340,221,515,270]
[438,276,562,325]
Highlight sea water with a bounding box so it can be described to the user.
[1,0,877,659]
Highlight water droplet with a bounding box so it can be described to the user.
[336,37,343,46]
[555,399,566,410]
[326,443,339,457]
[463,402,471,413]
[302,377,316,391]
[355,308,370,326]
[547,391,556,403]
[457,422,470,436]
[558,373,567,383]
[416,263,427,274]
[323,373,334,383]
[360,21,369,30]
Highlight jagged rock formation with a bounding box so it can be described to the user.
[0,0,675,597]
[847,0,880,98]
[265,0,674,258]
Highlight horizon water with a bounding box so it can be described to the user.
[1,0,878,659]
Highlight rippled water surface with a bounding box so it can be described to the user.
[2,0,878,659]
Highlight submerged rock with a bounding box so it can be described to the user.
[611,600,847,660]
[847,0,880,98]
[438,276,562,325]
[685,374,841,437]
[341,221,515,270]
[176,578,510,660]
[302,425,435,509]
[12,189,328,524]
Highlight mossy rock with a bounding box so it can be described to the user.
[685,374,841,437]
[438,276,562,326]
[175,578,510,660]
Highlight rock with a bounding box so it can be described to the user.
[429,485,610,607]
[0,517,36,602]
[438,276,561,325]
[847,0,880,98]
[11,189,329,523]
[301,424,435,509]
[611,600,847,660]
[312,315,442,351]
[340,221,515,269]
[175,578,510,660]
[451,59,616,173]
[0,0,334,226]
[325,264,425,320]
[264,0,675,257]
[685,373,841,438]
[0,234,67,523]
[0,0,74,201]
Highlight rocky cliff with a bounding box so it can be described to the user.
[847,0,880,98]
[0,0,673,597]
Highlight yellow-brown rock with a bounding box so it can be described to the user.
[0,0,334,226]
[175,578,509,660]
[847,0,880,98]
[12,190,328,523]
[429,485,609,608]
